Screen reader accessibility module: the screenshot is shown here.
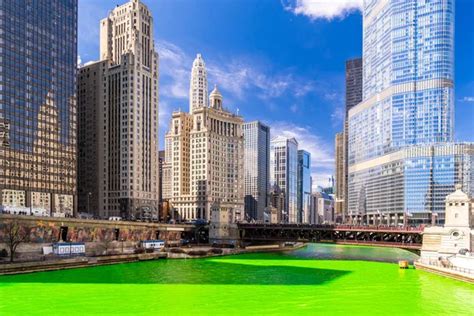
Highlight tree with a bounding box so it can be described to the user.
[2,221,31,262]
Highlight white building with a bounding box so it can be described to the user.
[309,191,334,224]
[164,54,244,221]
[419,185,474,273]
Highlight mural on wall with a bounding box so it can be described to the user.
[0,218,183,244]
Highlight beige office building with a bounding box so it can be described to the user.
[77,0,159,219]
[334,132,344,221]
[164,54,244,221]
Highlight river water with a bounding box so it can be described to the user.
[0,244,472,315]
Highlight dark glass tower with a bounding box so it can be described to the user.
[0,0,77,216]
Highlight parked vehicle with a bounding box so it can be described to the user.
[108,216,122,221]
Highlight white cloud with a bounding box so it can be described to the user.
[269,121,334,188]
[460,96,474,102]
[283,0,362,20]
[156,41,190,100]
[156,40,299,104]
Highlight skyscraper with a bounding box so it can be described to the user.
[334,132,344,221]
[165,54,244,221]
[189,54,208,114]
[297,150,311,223]
[347,0,464,224]
[270,136,298,223]
[343,58,363,222]
[77,0,159,219]
[243,121,270,221]
[0,0,77,216]
[345,58,363,116]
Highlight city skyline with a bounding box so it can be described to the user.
[78,0,474,189]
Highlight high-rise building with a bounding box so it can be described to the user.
[297,150,311,223]
[342,58,363,222]
[348,0,462,224]
[345,58,363,116]
[309,191,334,224]
[77,0,159,219]
[348,143,474,224]
[334,132,344,222]
[243,121,270,221]
[165,54,244,221]
[270,136,298,223]
[0,0,78,216]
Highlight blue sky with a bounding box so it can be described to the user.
[78,0,474,187]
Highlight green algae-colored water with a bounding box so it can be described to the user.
[0,244,473,315]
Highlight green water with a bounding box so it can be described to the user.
[0,244,472,315]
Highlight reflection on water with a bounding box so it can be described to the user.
[285,243,420,263]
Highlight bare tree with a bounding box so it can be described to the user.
[99,236,114,256]
[2,221,31,262]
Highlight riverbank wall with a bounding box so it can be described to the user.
[0,214,193,260]
[0,243,304,275]
[415,261,474,284]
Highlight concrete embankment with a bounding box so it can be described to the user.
[0,243,305,275]
[414,261,474,284]
[0,252,167,275]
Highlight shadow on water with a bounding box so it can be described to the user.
[0,259,351,286]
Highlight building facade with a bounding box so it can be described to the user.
[270,136,298,223]
[165,54,244,221]
[0,0,77,216]
[334,132,344,222]
[348,143,474,225]
[77,0,159,219]
[243,121,270,221]
[297,150,311,223]
[342,58,363,222]
[347,0,463,224]
[309,191,334,224]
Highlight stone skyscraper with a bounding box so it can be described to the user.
[243,121,270,221]
[347,0,473,225]
[189,54,208,113]
[77,0,159,219]
[334,132,344,221]
[0,0,77,216]
[164,54,244,221]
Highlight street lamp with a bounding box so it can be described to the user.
[87,192,92,214]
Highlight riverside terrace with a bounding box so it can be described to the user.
[237,224,424,250]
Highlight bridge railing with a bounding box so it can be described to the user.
[238,223,424,232]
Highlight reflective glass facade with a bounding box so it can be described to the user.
[346,0,463,223]
[349,0,454,164]
[297,150,311,223]
[243,121,270,221]
[0,0,77,216]
[348,143,474,223]
[270,136,298,223]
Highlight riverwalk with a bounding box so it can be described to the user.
[0,243,303,275]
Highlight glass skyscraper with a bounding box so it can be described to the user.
[347,0,469,224]
[270,136,298,223]
[0,0,77,216]
[297,150,311,223]
[243,121,270,221]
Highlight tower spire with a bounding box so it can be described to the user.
[189,53,208,113]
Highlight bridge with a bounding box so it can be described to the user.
[237,224,424,250]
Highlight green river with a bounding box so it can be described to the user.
[0,244,473,315]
